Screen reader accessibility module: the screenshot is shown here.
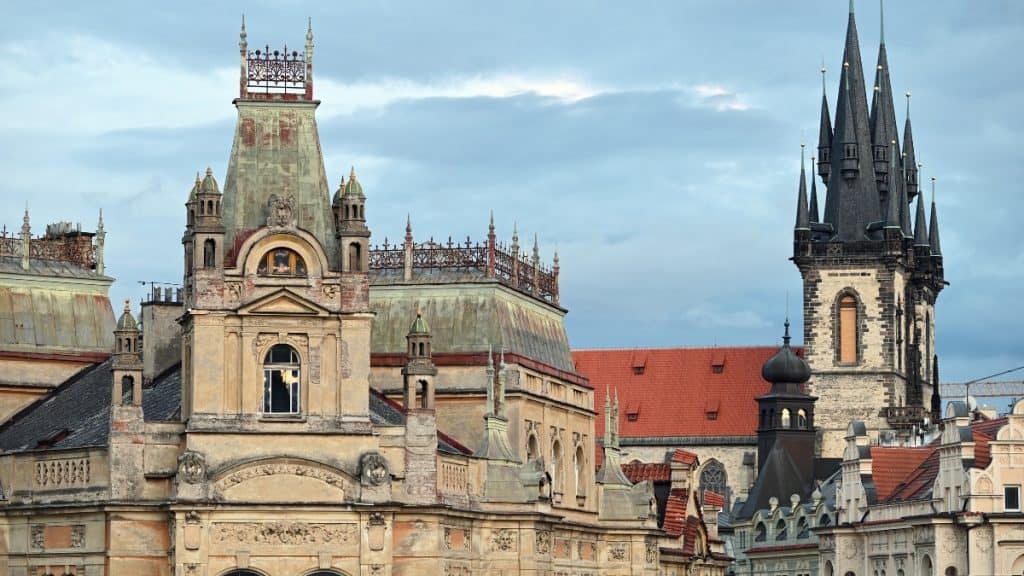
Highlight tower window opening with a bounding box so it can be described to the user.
[263,344,300,415]
[797,409,808,429]
[121,375,134,404]
[418,379,430,409]
[203,239,216,268]
[781,408,791,428]
[839,294,858,364]
[348,242,362,272]
[258,248,307,276]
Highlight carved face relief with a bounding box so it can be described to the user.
[266,193,297,228]
[360,452,390,486]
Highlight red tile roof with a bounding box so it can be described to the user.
[703,490,725,508]
[869,447,933,502]
[663,488,690,537]
[622,461,671,483]
[573,346,797,439]
[672,448,699,466]
[883,417,1008,504]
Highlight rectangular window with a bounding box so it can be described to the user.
[839,295,857,363]
[264,367,300,414]
[1006,485,1021,511]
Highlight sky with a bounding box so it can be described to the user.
[1,1,1022,392]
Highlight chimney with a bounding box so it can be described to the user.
[141,286,184,381]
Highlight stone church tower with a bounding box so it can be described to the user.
[793,2,945,458]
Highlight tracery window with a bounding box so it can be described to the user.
[700,459,728,504]
[574,445,586,498]
[839,294,858,363]
[526,433,540,462]
[258,247,307,276]
[263,344,300,414]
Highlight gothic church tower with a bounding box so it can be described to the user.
[793,2,945,458]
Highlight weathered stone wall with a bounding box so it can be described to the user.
[141,300,182,381]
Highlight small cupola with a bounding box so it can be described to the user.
[761,320,811,386]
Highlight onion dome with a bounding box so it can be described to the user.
[762,320,810,384]
[343,166,364,198]
[332,175,346,205]
[409,307,430,335]
[200,167,220,194]
[116,299,138,331]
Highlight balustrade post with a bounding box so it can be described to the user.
[553,250,560,305]
[20,209,30,271]
[511,224,520,288]
[403,215,414,281]
[486,212,496,278]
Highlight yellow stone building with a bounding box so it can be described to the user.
[0,22,729,576]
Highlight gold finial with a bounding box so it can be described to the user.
[843,62,850,70]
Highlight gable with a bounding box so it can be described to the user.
[239,289,327,316]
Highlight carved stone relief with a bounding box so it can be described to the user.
[213,522,356,544]
[178,451,207,484]
[359,452,390,486]
[535,530,551,555]
[490,528,517,552]
[266,194,297,228]
[607,541,628,561]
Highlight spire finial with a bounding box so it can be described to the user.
[905,90,911,119]
[195,171,201,186]
[349,166,357,181]
[801,141,806,165]
[821,61,827,95]
[205,166,213,178]
[487,344,494,369]
[850,0,855,14]
[240,14,247,40]
[488,210,495,232]
[405,213,412,234]
[931,176,936,203]
[97,208,104,230]
[306,17,313,43]
[783,317,791,346]
[879,0,885,44]
[123,298,131,315]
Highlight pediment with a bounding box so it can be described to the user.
[211,457,358,503]
[240,289,327,316]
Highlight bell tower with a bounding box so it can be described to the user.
[792,2,945,458]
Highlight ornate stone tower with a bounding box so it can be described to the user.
[178,20,374,443]
[793,2,945,458]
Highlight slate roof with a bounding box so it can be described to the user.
[0,362,473,457]
[574,347,795,440]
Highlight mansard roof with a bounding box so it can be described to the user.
[574,346,796,440]
[0,362,471,457]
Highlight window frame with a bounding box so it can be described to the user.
[1006,484,1021,512]
[257,247,308,277]
[837,292,860,365]
[262,344,302,416]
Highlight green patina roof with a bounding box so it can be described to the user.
[370,276,574,372]
[409,311,430,335]
[344,167,364,198]
[116,300,138,331]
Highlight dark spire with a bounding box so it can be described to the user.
[822,5,881,242]
[929,177,942,255]
[913,192,929,247]
[870,0,899,195]
[796,144,810,231]
[885,143,901,229]
[903,92,919,199]
[761,319,812,385]
[899,155,912,237]
[817,65,833,182]
[809,155,821,223]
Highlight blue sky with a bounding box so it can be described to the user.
[1,1,1022,391]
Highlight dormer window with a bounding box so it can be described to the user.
[258,248,307,277]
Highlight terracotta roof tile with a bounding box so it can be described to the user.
[622,461,671,483]
[869,446,932,502]
[573,346,796,439]
[663,488,690,537]
[671,448,699,466]
[703,490,725,508]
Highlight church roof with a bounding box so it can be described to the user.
[574,346,793,440]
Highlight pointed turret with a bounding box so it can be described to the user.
[869,0,900,194]
[795,145,810,231]
[929,179,942,256]
[112,299,143,406]
[903,92,919,200]
[913,193,929,248]
[822,2,882,241]
[336,166,371,274]
[402,307,437,411]
[596,386,632,486]
[899,159,913,237]
[817,67,833,182]
[809,156,821,223]
[885,143,902,230]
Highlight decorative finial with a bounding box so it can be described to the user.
[405,213,412,234]
[240,14,247,38]
[195,171,201,185]
[849,0,855,14]
[416,303,422,317]
[97,208,104,230]
[820,61,827,95]
[800,141,806,165]
[905,91,911,119]
[205,166,213,178]
[349,166,357,181]
[783,318,791,346]
[931,176,936,203]
[123,299,131,315]
[306,17,313,42]
[879,0,885,44]
[553,249,559,267]
[487,344,494,369]
[489,210,495,232]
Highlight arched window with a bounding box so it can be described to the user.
[796,516,809,539]
[781,408,791,428]
[551,440,563,494]
[121,375,134,404]
[258,248,307,276]
[754,522,766,542]
[797,409,808,429]
[824,561,835,576]
[819,514,831,526]
[574,445,586,498]
[203,239,216,268]
[839,294,858,363]
[944,568,957,576]
[775,518,787,540]
[348,242,362,272]
[263,344,300,414]
[921,556,933,576]
[700,459,729,508]
[526,433,539,461]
